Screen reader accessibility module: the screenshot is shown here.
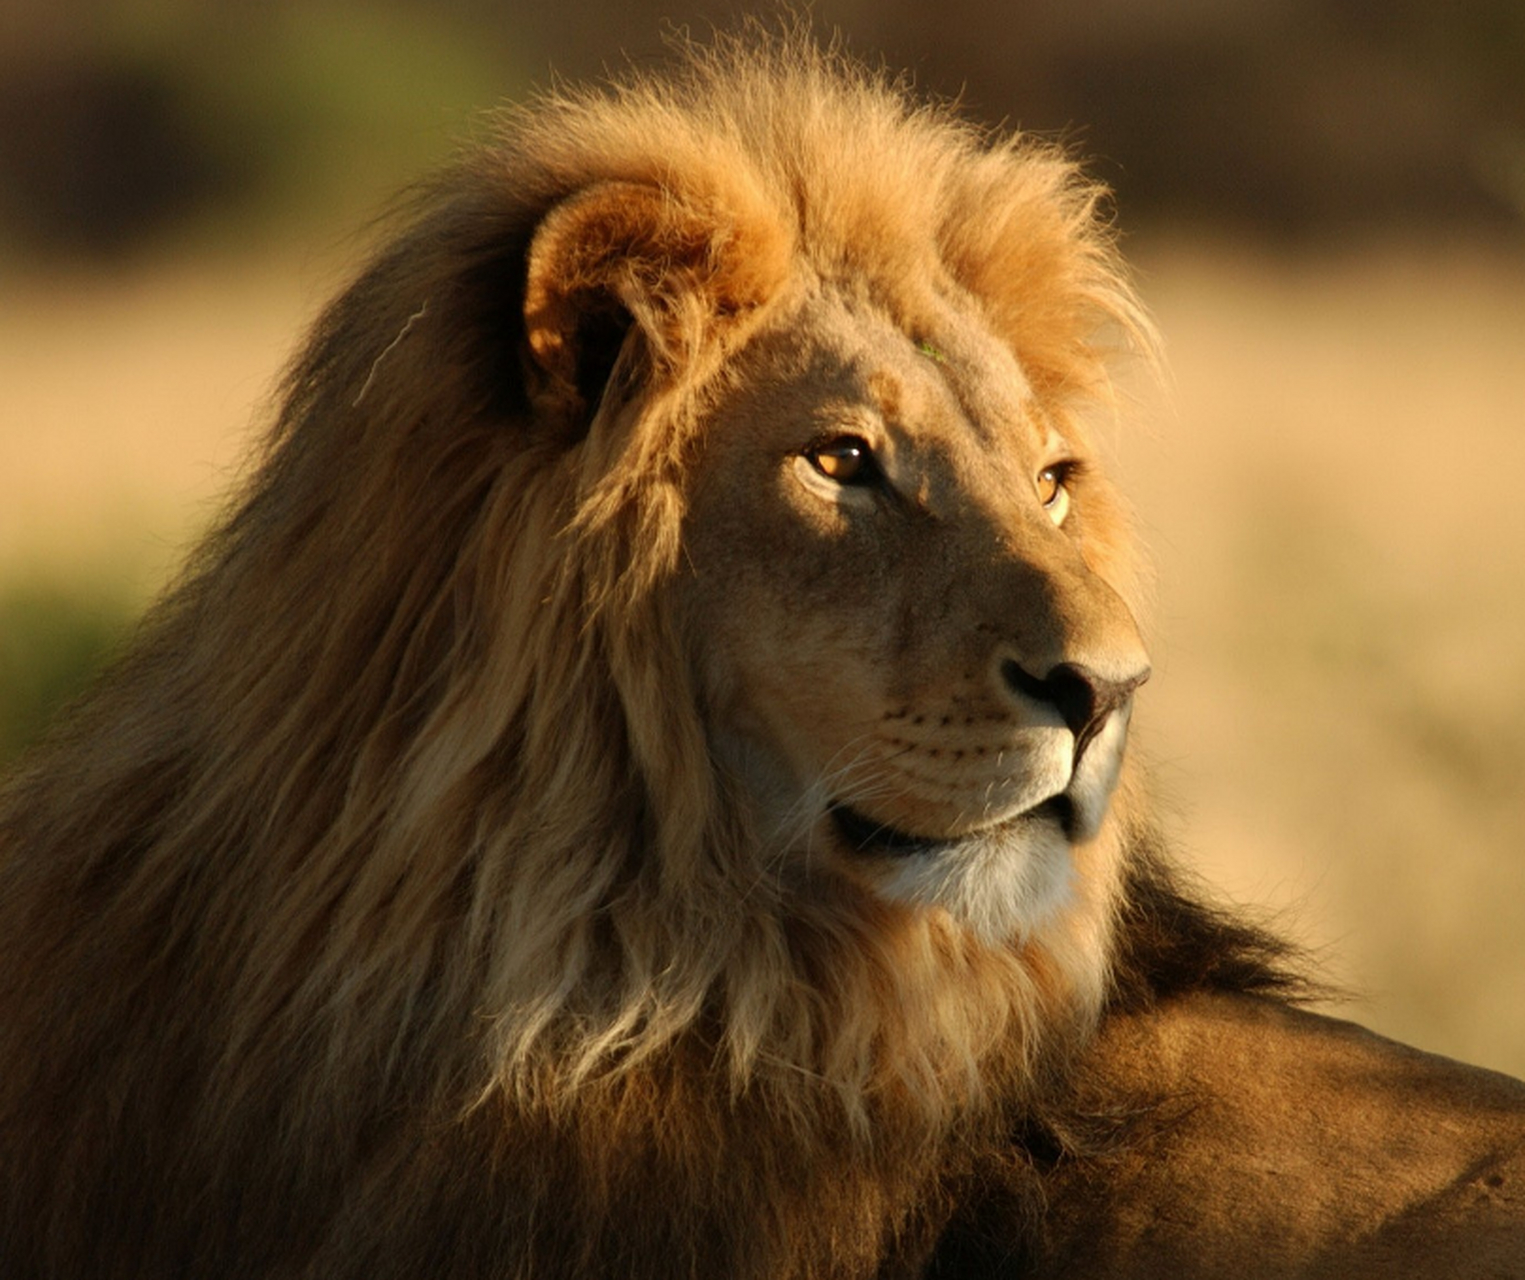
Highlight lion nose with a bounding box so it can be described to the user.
[1000,659,1150,759]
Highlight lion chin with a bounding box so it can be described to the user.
[829,705,1136,944]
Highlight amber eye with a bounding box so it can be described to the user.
[806,436,875,485]
[1037,464,1073,525]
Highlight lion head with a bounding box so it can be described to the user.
[0,32,1157,1278]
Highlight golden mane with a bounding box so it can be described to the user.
[0,31,1182,1278]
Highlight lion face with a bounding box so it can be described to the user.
[682,285,1149,943]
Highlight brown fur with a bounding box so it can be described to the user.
[2,30,1504,1280]
[927,989,1525,1278]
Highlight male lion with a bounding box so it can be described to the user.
[0,32,1522,1280]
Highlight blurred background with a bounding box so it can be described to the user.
[2,0,1523,1072]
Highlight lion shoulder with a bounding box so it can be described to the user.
[1020,990,1525,1278]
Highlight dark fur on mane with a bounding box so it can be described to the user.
[1108,821,1315,1012]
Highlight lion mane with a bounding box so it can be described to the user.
[0,33,1296,1280]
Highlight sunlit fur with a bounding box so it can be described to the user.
[0,32,1186,1280]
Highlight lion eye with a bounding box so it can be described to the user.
[1037,464,1072,526]
[806,436,875,485]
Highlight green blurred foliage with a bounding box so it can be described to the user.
[0,585,134,767]
[0,0,523,257]
[160,2,522,228]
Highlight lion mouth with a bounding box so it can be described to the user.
[829,795,1075,857]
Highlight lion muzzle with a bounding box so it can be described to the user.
[1001,658,1151,766]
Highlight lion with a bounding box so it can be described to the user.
[0,31,1522,1280]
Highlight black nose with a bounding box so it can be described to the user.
[1001,659,1149,759]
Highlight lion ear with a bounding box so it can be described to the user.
[521,181,781,426]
